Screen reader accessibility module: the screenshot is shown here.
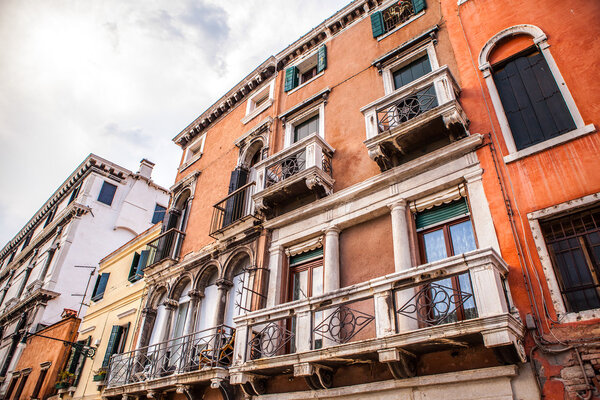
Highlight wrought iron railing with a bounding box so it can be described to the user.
[209,182,256,236]
[106,325,235,388]
[145,228,185,266]
[234,249,516,365]
[265,149,307,188]
[382,1,416,33]
[376,85,438,133]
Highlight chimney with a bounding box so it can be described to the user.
[138,159,155,179]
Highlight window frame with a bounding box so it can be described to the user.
[284,46,326,95]
[288,255,324,303]
[242,79,275,125]
[97,181,118,206]
[529,192,600,322]
[283,103,325,149]
[478,24,594,164]
[373,0,426,42]
[381,42,439,95]
[180,133,206,172]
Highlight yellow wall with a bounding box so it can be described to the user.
[70,224,161,400]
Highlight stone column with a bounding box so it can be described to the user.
[266,246,285,308]
[213,280,232,329]
[323,226,341,293]
[389,201,418,331]
[389,201,412,273]
[464,170,501,253]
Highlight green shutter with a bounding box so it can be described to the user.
[135,250,150,279]
[102,325,124,367]
[371,11,385,37]
[92,273,110,301]
[317,45,327,73]
[284,66,299,92]
[128,253,140,282]
[415,198,469,230]
[290,248,323,267]
[411,0,427,14]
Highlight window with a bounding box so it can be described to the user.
[97,181,117,206]
[415,199,477,324]
[21,234,31,251]
[152,204,166,224]
[294,115,319,143]
[479,25,592,162]
[43,207,57,228]
[492,48,575,151]
[12,371,29,400]
[392,54,431,89]
[102,324,129,368]
[540,207,600,313]
[284,45,327,92]
[4,375,18,399]
[243,80,275,124]
[91,273,110,301]
[31,365,49,399]
[371,0,426,39]
[128,250,150,283]
[183,134,206,168]
[288,248,324,302]
[65,338,90,386]
[68,184,81,205]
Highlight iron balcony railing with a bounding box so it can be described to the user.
[145,228,185,266]
[209,182,256,237]
[360,66,463,140]
[106,325,235,388]
[232,248,520,366]
[382,1,416,33]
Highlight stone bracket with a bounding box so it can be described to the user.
[230,372,267,396]
[294,362,334,390]
[378,348,417,380]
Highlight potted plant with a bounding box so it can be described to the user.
[55,370,75,389]
[92,368,107,382]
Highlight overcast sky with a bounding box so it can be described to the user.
[0,0,350,245]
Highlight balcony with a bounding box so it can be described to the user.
[253,133,334,215]
[230,248,524,394]
[209,182,259,238]
[145,228,185,267]
[104,325,235,396]
[360,66,469,171]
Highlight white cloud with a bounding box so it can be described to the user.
[0,0,350,245]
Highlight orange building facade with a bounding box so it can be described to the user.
[99,1,598,399]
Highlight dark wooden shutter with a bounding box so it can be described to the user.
[92,273,110,301]
[317,45,327,73]
[371,11,385,37]
[228,167,249,194]
[102,325,124,367]
[128,253,140,282]
[416,198,469,230]
[284,66,299,92]
[135,250,150,279]
[493,50,575,151]
[74,337,91,385]
[411,0,427,14]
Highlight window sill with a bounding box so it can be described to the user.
[178,153,203,173]
[557,308,600,324]
[242,99,273,125]
[503,124,596,164]
[376,11,425,42]
[286,72,325,95]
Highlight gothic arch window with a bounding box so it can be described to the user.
[195,271,219,333]
[224,255,252,327]
[148,292,167,346]
[478,24,593,163]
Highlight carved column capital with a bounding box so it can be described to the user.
[188,289,204,300]
[163,299,179,310]
[216,279,233,289]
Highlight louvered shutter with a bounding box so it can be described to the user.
[317,45,327,73]
[135,250,150,279]
[73,337,90,385]
[284,66,299,92]
[370,11,385,37]
[415,198,469,230]
[92,273,110,301]
[102,325,124,367]
[128,253,140,282]
[290,248,324,267]
[411,0,427,14]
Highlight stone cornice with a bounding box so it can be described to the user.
[0,287,60,323]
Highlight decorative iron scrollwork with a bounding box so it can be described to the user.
[382,1,415,32]
[376,86,438,133]
[313,305,374,344]
[265,151,306,188]
[248,322,294,359]
[396,280,475,326]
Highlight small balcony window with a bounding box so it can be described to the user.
[370,0,426,39]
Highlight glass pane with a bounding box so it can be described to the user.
[312,266,323,297]
[449,220,477,255]
[172,301,189,339]
[313,311,323,349]
[422,229,447,263]
[459,273,477,320]
[293,270,309,301]
[293,115,319,142]
[393,55,432,89]
[197,283,218,332]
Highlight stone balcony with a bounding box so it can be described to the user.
[252,133,334,216]
[229,248,524,395]
[360,66,470,172]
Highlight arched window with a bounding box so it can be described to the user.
[224,257,252,327]
[170,282,191,340]
[196,272,218,333]
[478,25,592,162]
[148,292,167,346]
